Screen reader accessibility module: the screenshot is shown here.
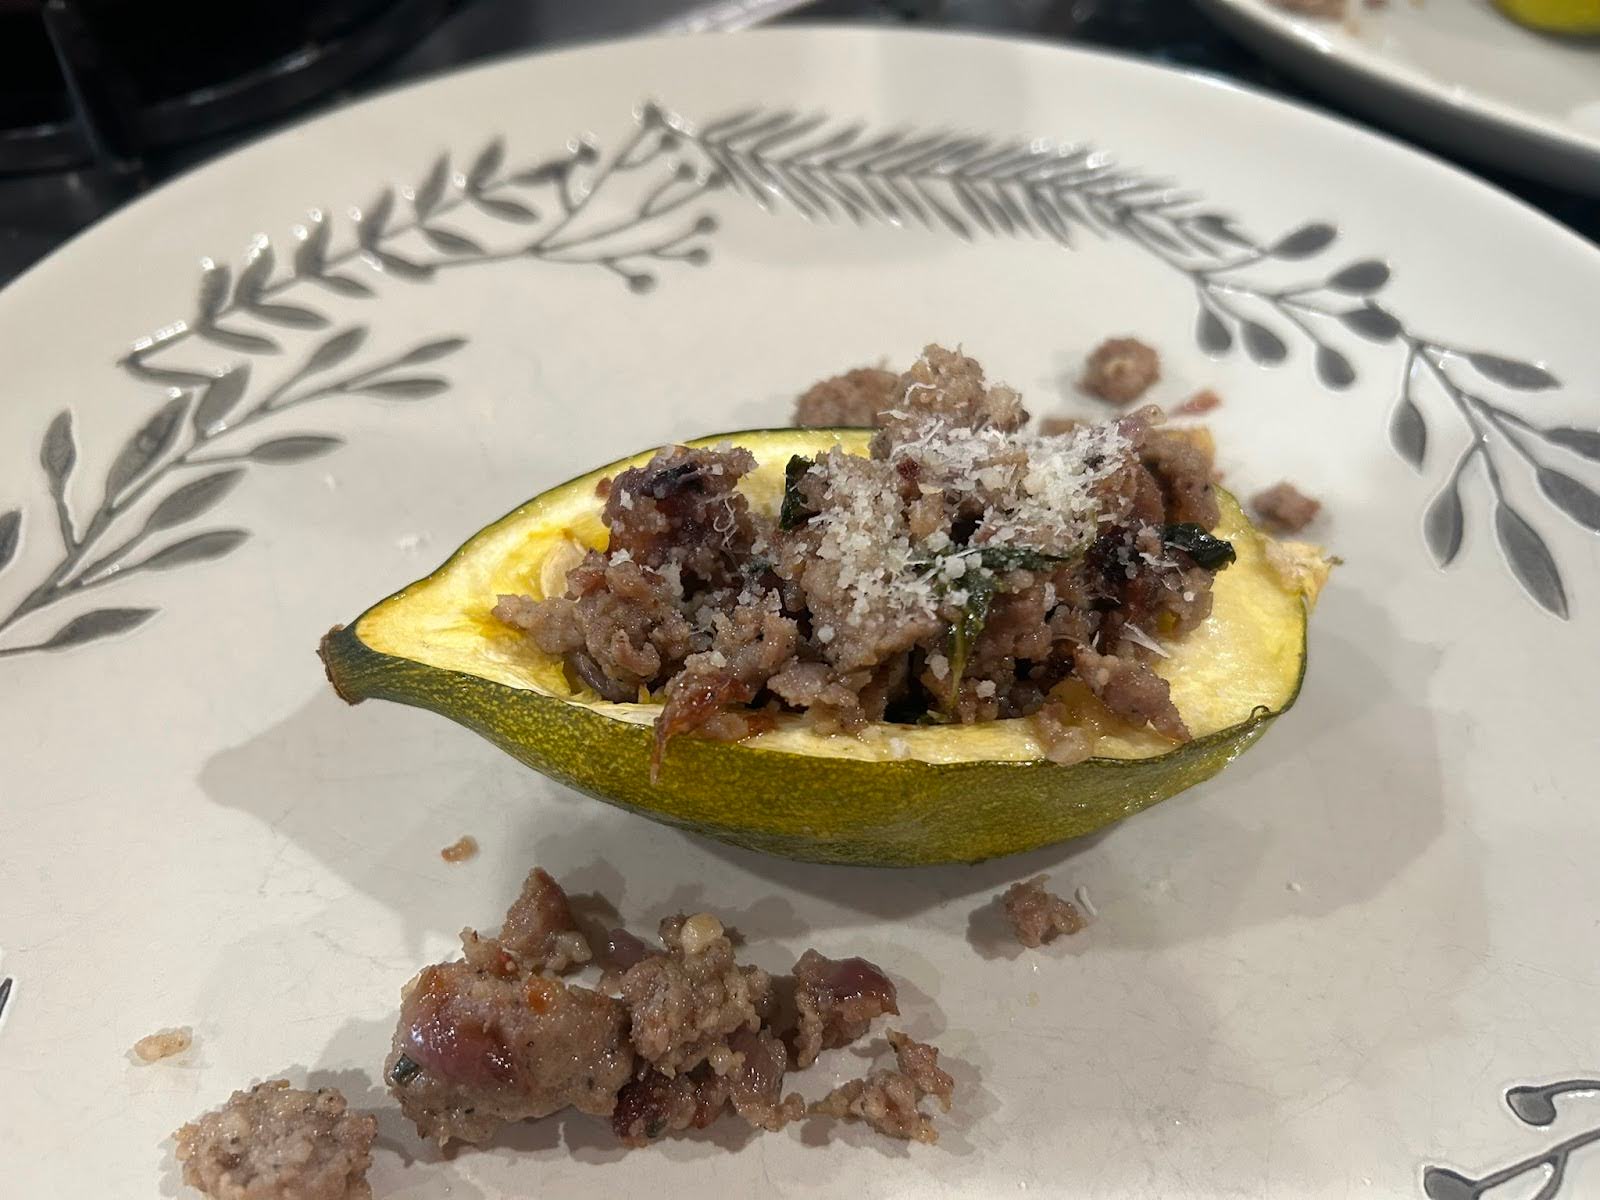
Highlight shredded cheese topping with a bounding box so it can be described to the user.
[804,411,1135,629]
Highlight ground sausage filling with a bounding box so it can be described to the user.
[174,1081,377,1200]
[386,868,952,1149]
[497,345,1234,766]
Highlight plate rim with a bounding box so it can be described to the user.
[4,22,1600,313]
[1195,0,1600,187]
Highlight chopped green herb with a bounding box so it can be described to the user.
[1161,523,1236,571]
[943,574,997,713]
[972,545,1072,573]
[390,1053,422,1087]
[912,543,1072,581]
[779,455,818,530]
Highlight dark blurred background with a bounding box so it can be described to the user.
[1,0,1595,287]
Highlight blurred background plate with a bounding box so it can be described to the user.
[1196,0,1600,194]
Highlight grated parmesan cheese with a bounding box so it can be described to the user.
[802,408,1135,635]
[1120,624,1170,659]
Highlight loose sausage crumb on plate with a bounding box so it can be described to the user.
[1174,388,1222,416]
[132,1026,192,1063]
[1251,481,1323,534]
[174,1080,376,1200]
[1000,876,1087,948]
[384,866,947,1150]
[809,1029,956,1144]
[1081,337,1161,404]
[439,834,478,863]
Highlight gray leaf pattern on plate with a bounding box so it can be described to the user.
[0,510,20,575]
[1424,1081,1600,1198]
[0,334,468,656]
[4,115,718,659]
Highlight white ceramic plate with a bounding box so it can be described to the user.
[4,26,1600,1200]
[1196,0,1600,194]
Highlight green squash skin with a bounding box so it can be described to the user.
[320,620,1302,867]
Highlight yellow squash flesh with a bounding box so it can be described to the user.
[321,429,1326,865]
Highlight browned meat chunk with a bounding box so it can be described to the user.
[1139,425,1220,529]
[609,922,802,1144]
[1081,337,1160,404]
[1001,876,1087,948]
[611,1067,731,1146]
[604,443,760,584]
[460,866,592,976]
[387,962,633,1146]
[726,1027,806,1132]
[809,1030,955,1144]
[794,366,900,427]
[496,552,693,702]
[1073,645,1188,741]
[870,343,1028,458]
[1251,481,1322,534]
[791,949,899,1069]
[600,927,658,972]
[653,604,800,770]
[174,1081,376,1200]
[618,912,773,1077]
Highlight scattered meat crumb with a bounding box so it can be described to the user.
[174,1080,376,1200]
[1251,481,1322,534]
[1174,389,1222,416]
[133,1027,192,1063]
[793,366,901,427]
[809,1029,955,1144]
[1081,337,1160,405]
[1001,876,1087,949]
[439,835,479,863]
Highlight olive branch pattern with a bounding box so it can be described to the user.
[118,105,719,387]
[0,106,720,658]
[4,98,1598,659]
[1424,1080,1600,1199]
[667,107,1600,619]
